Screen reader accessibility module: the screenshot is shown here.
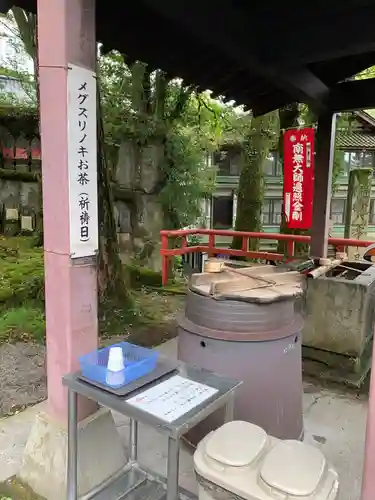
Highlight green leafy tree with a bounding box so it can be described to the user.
[0,8,36,102]
[0,10,127,298]
[99,51,225,269]
[0,8,44,248]
[0,18,225,280]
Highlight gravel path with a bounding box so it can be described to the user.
[0,322,180,417]
[0,343,46,417]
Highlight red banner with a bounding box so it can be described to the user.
[283,127,315,230]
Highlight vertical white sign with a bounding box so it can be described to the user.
[67,64,98,259]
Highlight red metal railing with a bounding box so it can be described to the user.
[160,228,374,285]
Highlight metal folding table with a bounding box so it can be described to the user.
[63,360,241,500]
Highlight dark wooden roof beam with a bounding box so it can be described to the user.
[328,78,375,112]
[250,91,296,117]
[264,4,375,67]
[143,0,329,113]
[4,0,375,115]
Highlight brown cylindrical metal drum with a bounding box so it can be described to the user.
[177,285,304,445]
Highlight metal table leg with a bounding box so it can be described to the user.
[129,419,138,462]
[224,394,235,423]
[67,388,78,500]
[167,437,180,500]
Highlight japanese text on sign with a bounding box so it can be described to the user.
[126,375,218,423]
[68,64,98,258]
[283,128,315,230]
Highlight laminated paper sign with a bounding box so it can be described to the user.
[67,64,98,258]
[126,375,218,423]
[283,127,315,230]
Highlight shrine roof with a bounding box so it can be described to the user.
[336,132,375,151]
[3,0,375,115]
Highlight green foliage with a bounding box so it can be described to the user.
[125,263,162,289]
[0,305,45,343]
[0,9,37,105]
[160,125,215,228]
[99,51,228,229]
[0,22,238,237]
[0,237,44,343]
[0,236,185,344]
[0,10,39,137]
[0,238,44,305]
[332,148,345,192]
[355,66,375,80]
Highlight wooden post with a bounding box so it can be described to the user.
[310,112,336,259]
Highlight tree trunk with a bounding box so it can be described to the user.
[232,113,276,251]
[33,17,44,247]
[97,84,131,302]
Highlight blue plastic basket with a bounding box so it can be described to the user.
[79,342,159,389]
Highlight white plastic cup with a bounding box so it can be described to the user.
[106,346,125,387]
[107,346,125,371]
